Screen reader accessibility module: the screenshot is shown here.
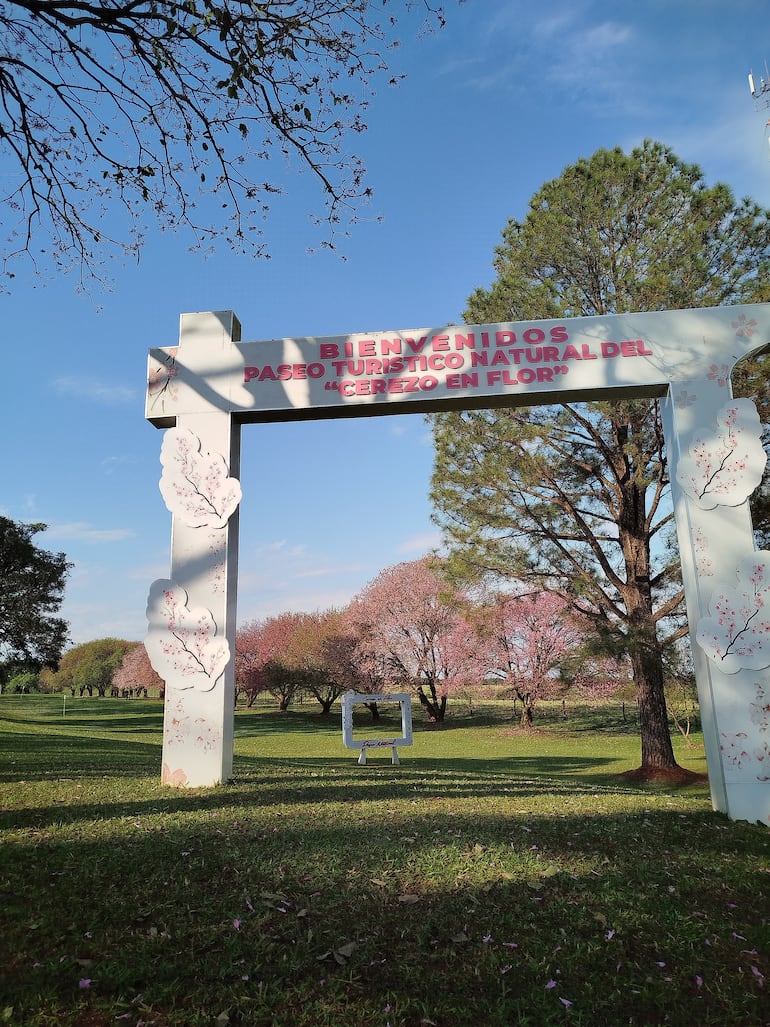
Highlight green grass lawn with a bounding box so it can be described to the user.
[0,694,767,1027]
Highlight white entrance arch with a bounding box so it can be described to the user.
[144,304,770,824]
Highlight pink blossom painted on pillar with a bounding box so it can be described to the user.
[159,427,242,529]
[697,553,770,673]
[146,310,242,788]
[145,579,230,690]
[676,398,767,509]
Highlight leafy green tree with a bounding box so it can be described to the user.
[49,638,135,697]
[431,141,770,774]
[0,516,70,671]
[0,0,447,285]
[7,671,39,693]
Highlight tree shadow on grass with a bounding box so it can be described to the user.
[0,796,766,1027]
[0,728,162,783]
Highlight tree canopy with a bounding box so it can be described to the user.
[476,591,584,729]
[45,637,135,696]
[111,642,164,697]
[431,141,770,773]
[0,516,70,671]
[347,557,480,722]
[0,0,447,284]
[236,609,356,714]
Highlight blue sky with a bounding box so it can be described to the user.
[3,0,770,648]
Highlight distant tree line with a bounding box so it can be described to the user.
[9,555,638,731]
[24,638,165,699]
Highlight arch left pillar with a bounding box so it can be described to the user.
[145,311,242,787]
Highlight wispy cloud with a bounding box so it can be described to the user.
[53,376,137,405]
[47,521,135,543]
[128,560,170,581]
[254,539,309,560]
[294,561,369,581]
[532,10,636,99]
[101,455,138,475]
[434,3,637,102]
[2,497,40,519]
[395,531,442,556]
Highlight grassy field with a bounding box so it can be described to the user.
[0,694,767,1027]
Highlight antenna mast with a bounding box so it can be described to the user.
[748,59,770,108]
[748,60,770,158]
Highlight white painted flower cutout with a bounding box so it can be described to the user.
[159,427,242,528]
[696,552,770,674]
[676,399,766,510]
[145,579,230,691]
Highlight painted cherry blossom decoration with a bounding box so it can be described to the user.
[162,764,189,787]
[676,398,767,510]
[145,579,230,691]
[159,427,242,529]
[147,348,179,413]
[696,552,770,674]
[720,683,770,781]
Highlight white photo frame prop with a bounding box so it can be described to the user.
[341,691,413,765]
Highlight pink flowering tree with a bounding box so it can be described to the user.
[327,606,394,720]
[567,654,632,702]
[285,609,355,715]
[348,558,482,722]
[112,643,165,699]
[236,607,384,716]
[236,613,305,711]
[477,591,584,729]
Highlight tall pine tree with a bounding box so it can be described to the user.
[431,141,770,774]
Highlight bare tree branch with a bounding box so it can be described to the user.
[0,0,450,286]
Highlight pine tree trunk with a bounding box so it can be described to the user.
[630,613,678,768]
[621,519,679,767]
[617,431,680,772]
